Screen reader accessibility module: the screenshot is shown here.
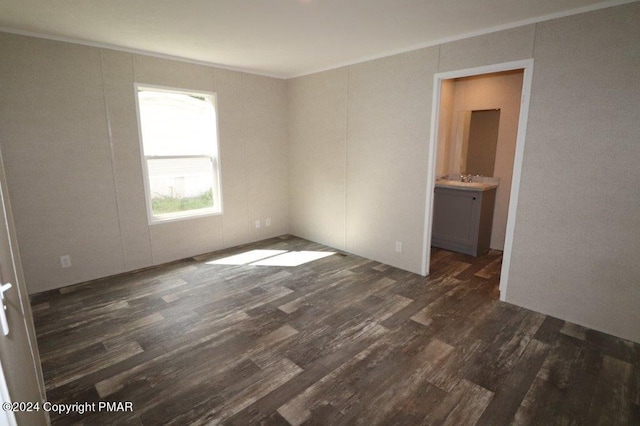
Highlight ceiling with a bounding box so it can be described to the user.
[0,0,631,78]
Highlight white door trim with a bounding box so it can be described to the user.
[421,59,535,302]
[0,148,48,425]
[0,359,17,426]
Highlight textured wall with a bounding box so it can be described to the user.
[0,35,125,292]
[506,2,640,342]
[345,49,438,273]
[288,48,438,275]
[0,33,288,293]
[438,24,536,72]
[288,69,348,250]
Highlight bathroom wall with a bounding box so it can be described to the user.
[436,80,455,177]
[0,32,288,293]
[437,71,524,250]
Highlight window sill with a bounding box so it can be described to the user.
[148,208,222,225]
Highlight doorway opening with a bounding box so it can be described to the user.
[421,59,534,302]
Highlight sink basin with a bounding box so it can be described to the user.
[435,179,498,191]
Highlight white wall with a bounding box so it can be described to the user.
[0,33,288,293]
[289,49,438,274]
[345,50,438,273]
[288,2,640,342]
[505,3,640,342]
[288,69,348,249]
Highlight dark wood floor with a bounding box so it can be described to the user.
[31,235,640,425]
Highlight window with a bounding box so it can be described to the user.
[135,84,222,223]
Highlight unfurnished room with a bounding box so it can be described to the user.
[0,0,639,424]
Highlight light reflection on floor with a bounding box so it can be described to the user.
[207,249,334,267]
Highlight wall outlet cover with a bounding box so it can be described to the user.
[60,255,71,268]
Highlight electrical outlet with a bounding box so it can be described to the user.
[255,220,261,229]
[265,218,272,227]
[395,242,403,253]
[60,255,72,268]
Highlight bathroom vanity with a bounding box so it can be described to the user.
[432,179,497,256]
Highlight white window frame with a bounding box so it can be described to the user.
[134,83,223,225]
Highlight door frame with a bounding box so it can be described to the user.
[421,59,534,301]
[0,148,48,425]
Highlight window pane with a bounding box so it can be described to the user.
[135,85,222,222]
[147,157,215,215]
[138,90,217,157]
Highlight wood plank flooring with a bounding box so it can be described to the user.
[30,235,640,425]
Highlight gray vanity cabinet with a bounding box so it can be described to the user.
[432,186,496,256]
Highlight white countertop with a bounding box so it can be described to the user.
[435,179,498,192]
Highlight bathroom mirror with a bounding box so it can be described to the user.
[461,109,500,176]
